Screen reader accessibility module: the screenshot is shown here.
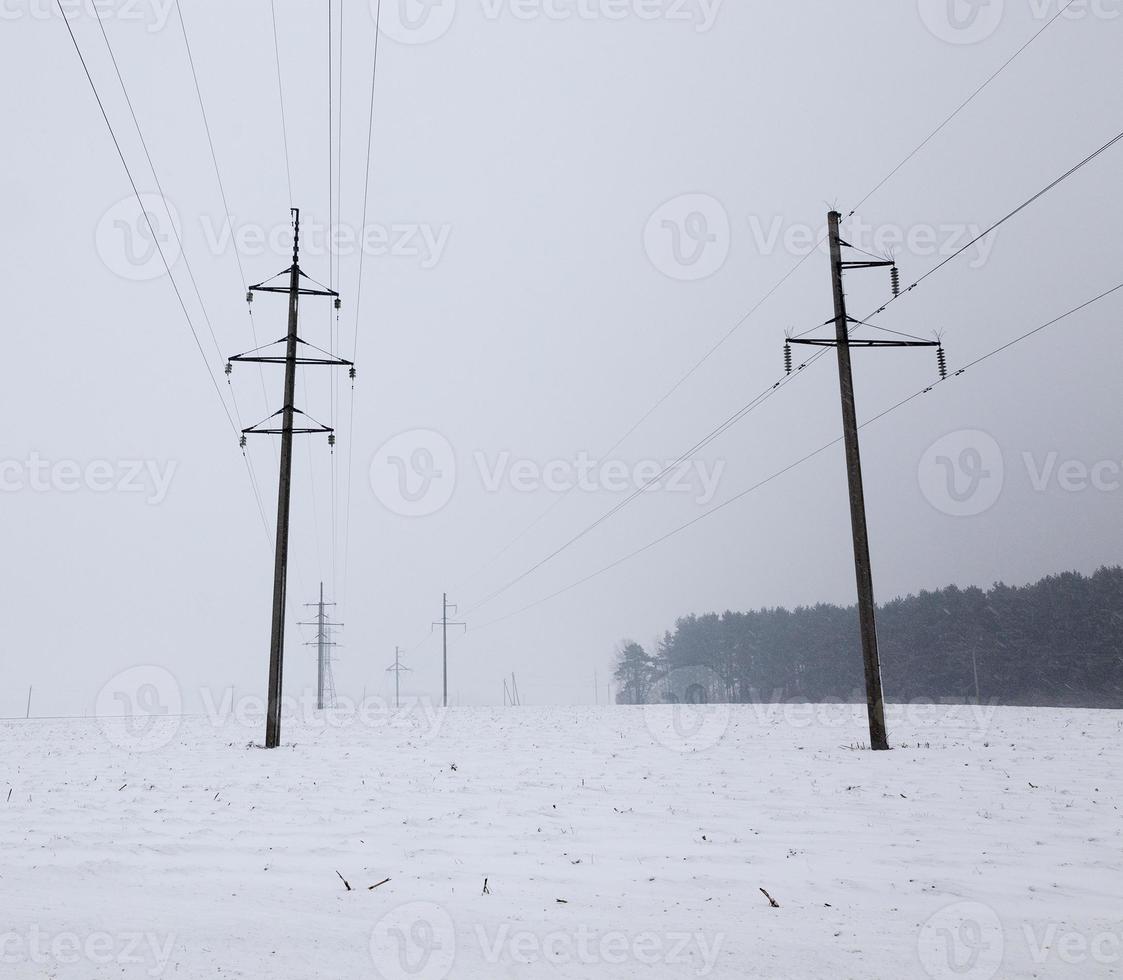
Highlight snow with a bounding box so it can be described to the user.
[1,702,1119,979]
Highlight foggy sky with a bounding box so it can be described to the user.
[2,0,1121,718]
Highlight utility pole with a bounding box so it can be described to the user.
[432,593,467,708]
[299,583,342,711]
[228,209,353,748]
[786,210,944,752]
[25,686,32,720]
[386,646,411,709]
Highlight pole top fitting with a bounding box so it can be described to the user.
[291,208,300,263]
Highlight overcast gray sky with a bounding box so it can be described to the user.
[1,0,1120,717]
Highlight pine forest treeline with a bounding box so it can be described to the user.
[613,567,1123,708]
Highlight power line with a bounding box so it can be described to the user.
[455,240,826,592]
[268,0,293,208]
[850,0,1077,217]
[452,9,1082,591]
[462,345,835,616]
[341,0,386,619]
[56,3,272,545]
[91,12,227,376]
[474,280,1123,632]
[175,1,273,404]
[460,124,1123,617]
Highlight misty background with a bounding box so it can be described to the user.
[1,0,1120,716]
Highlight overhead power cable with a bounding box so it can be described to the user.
[474,281,1123,632]
[850,0,1077,216]
[341,0,386,619]
[56,4,271,543]
[454,7,1079,591]
[460,125,1123,617]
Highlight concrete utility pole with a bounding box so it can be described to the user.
[432,593,466,708]
[787,210,943,752]
[300,583,342,711]
[228,209,353,748]
[386,646,411,709]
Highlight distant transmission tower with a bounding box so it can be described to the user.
[299,582,343,710]
[386,646,411,709]
[432,593,467,708]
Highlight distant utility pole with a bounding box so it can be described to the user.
[786,210,944,752]
[432,593,466,708]
[228,209,353,748]
[25,686,32,720]
[299,583,342,711]
[386,646,411,709]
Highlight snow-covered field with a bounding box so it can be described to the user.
[1,701,1119,979]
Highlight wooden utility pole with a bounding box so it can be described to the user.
[228,209,352,748]
[787,210,943,751]
[826,210,889,751]
[433,593,466,708]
